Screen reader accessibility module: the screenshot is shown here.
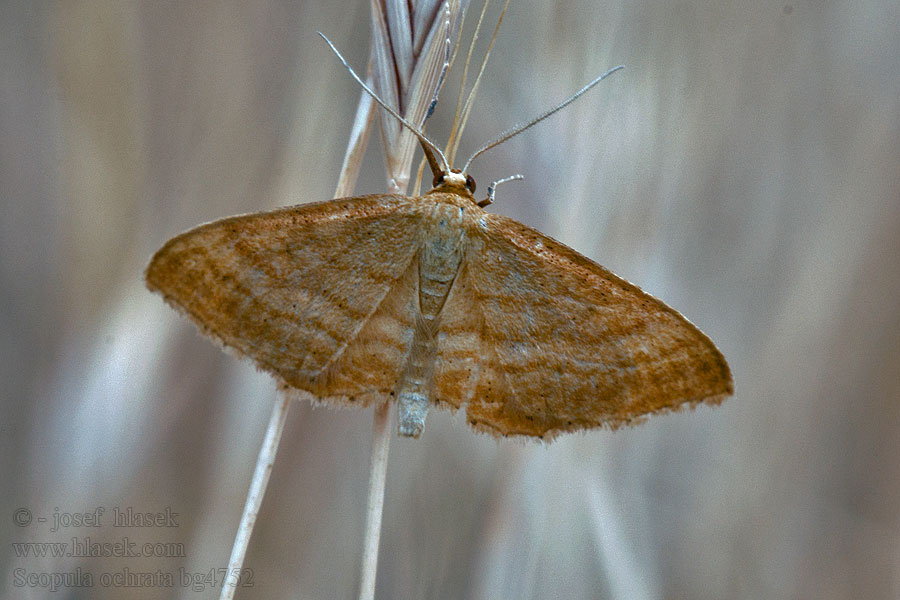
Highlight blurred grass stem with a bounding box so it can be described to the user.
[218,392,291,600]
[359,401,391,600]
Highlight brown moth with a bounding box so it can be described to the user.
[146,180,732,440]
[146,52,732,441]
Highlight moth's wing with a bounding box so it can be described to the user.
[452,212,733,439]
[145,194,423,405]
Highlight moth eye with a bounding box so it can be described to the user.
[465,174,476,193]
[433,172,446,188]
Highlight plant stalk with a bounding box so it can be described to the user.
[218,391,291,600]
[357,401,392,600]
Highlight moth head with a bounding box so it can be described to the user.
[432,169,476,196]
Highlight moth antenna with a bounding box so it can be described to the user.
[319,32,450,174]
[462,65,625,173]
[479,174,524,207]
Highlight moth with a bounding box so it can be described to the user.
[146,48,732,441]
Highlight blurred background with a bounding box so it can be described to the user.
[3,1,899,598]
